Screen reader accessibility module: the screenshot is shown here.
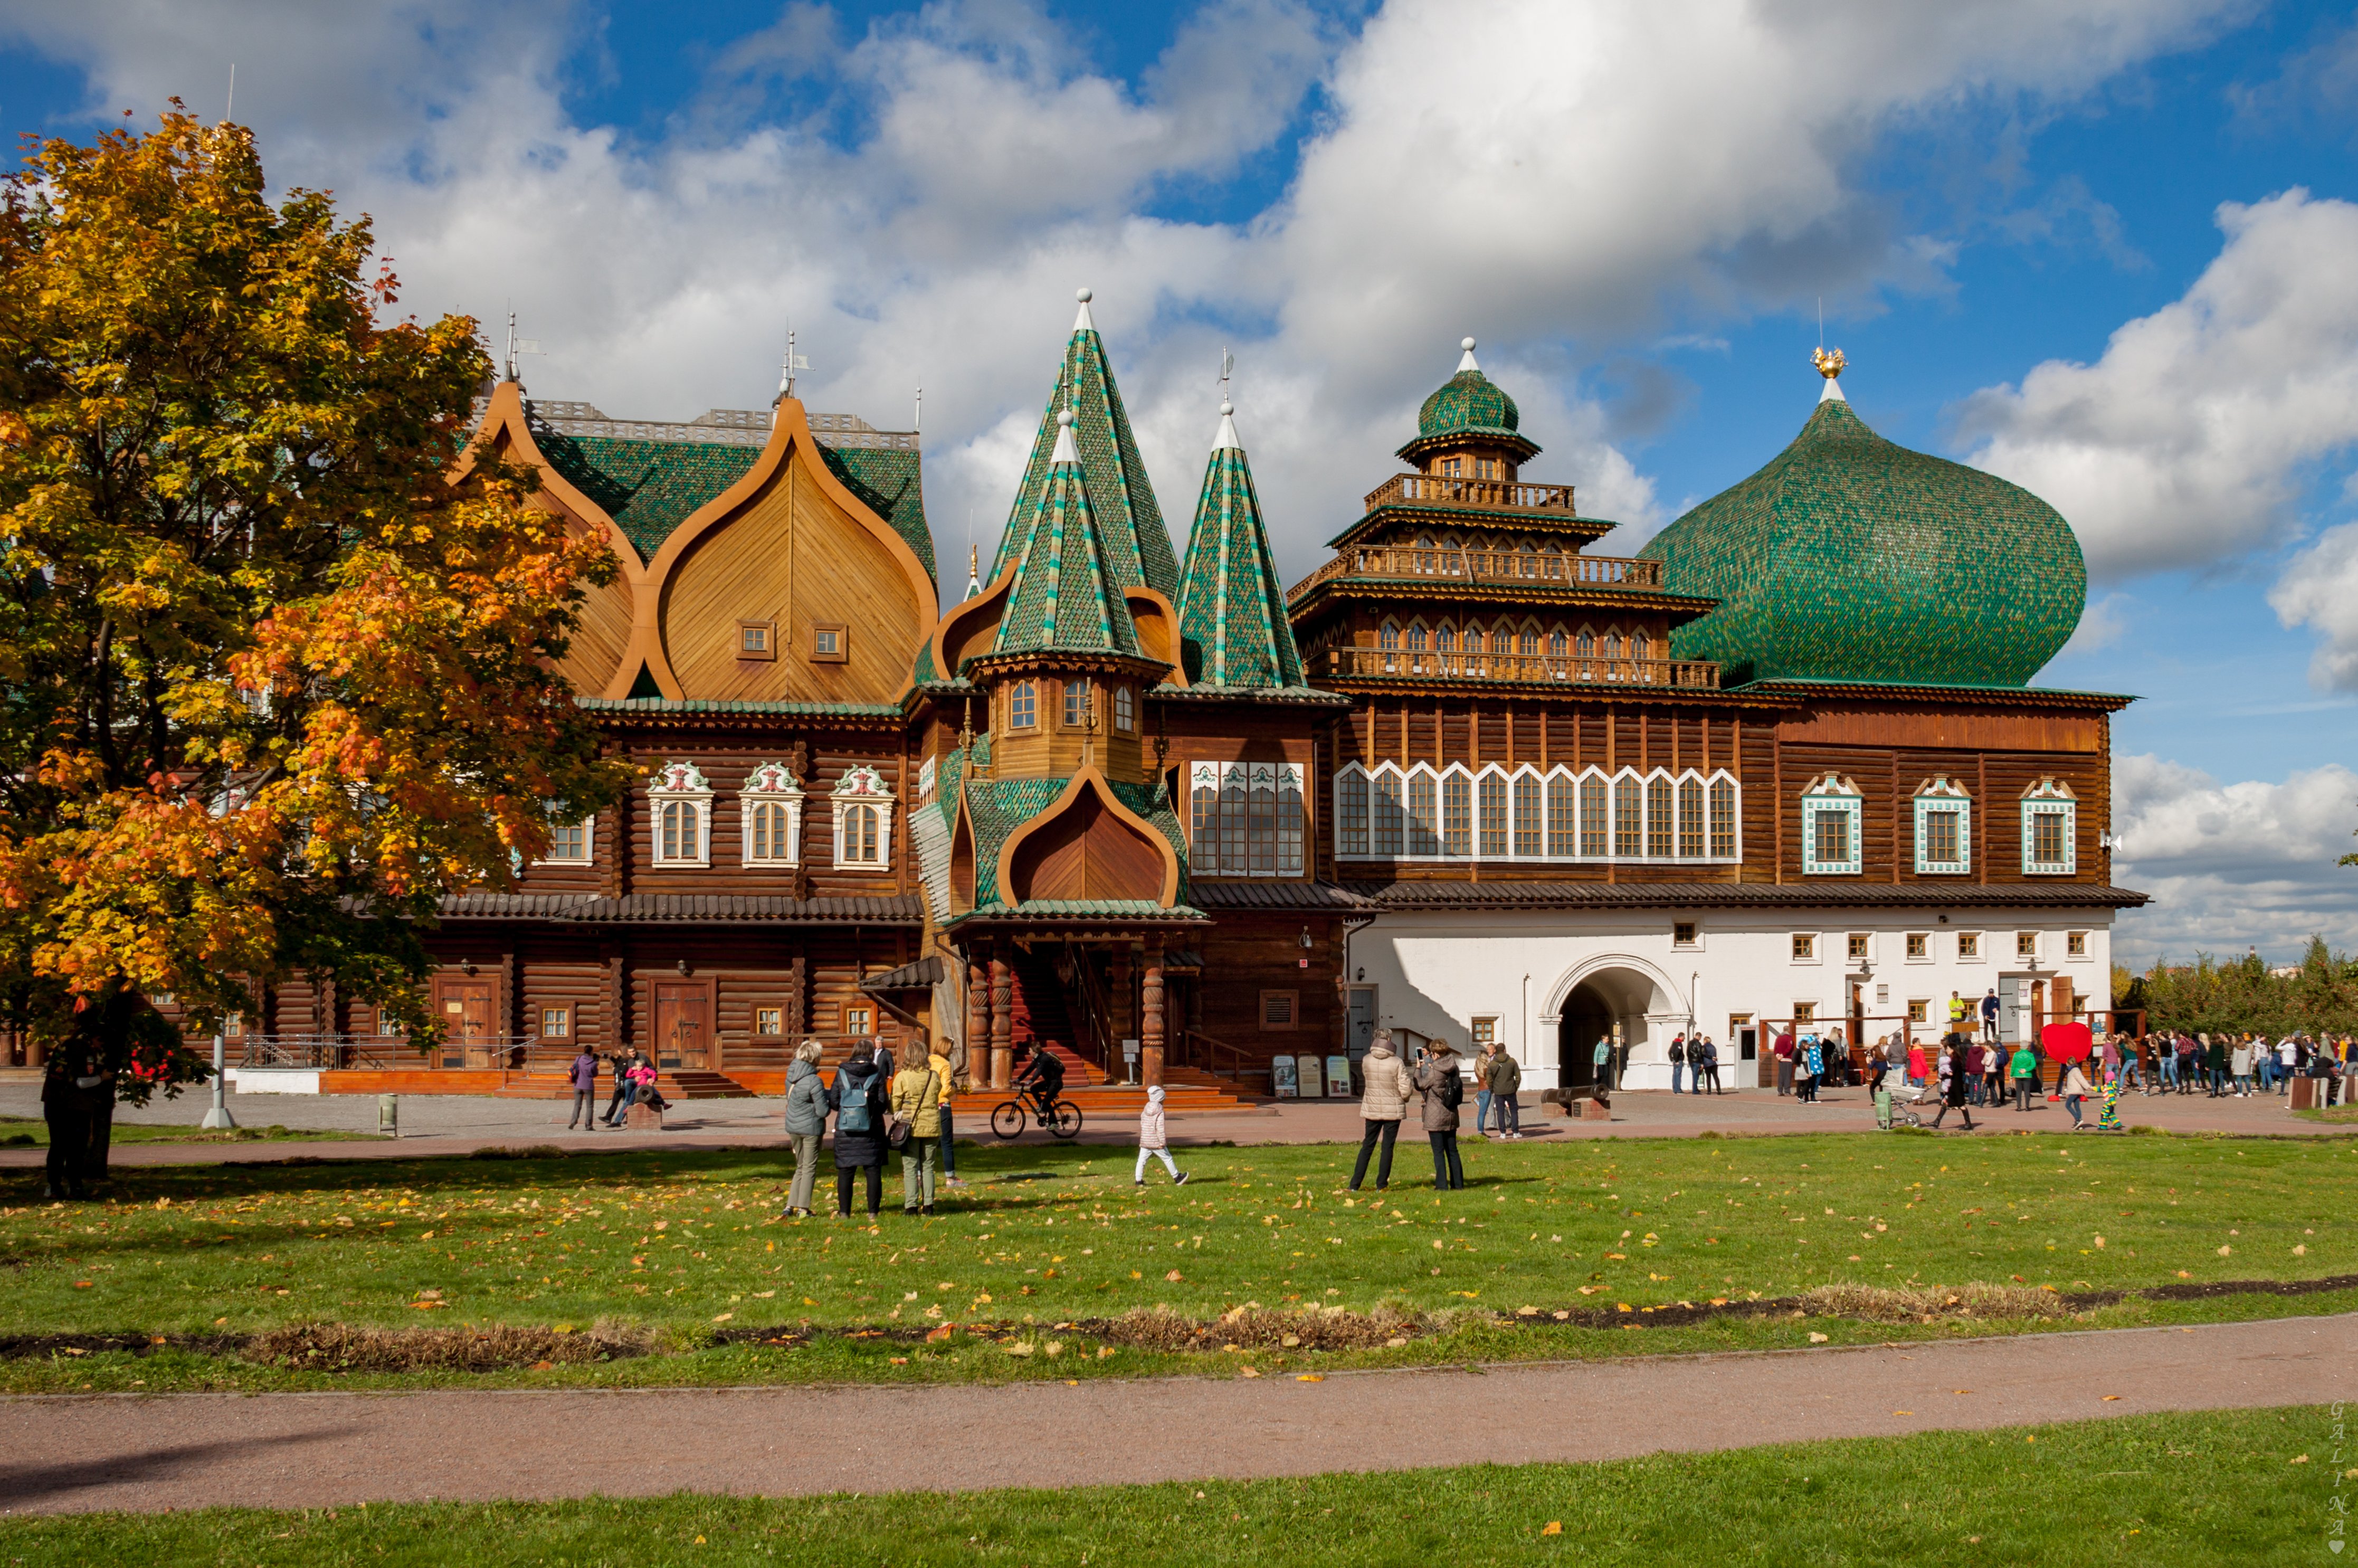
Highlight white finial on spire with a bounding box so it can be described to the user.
[914,384,923,434]
[1073,286,1096,333]
[1050,405,1080,464]
[772,329,811,423]
[1213,400,1240,452]
[965,544,982,600]
[1458,336,1480,373]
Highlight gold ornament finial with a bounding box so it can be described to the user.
[1812,346,1846,381]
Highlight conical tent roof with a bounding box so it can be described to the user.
[992,412,1140,659]
[1638,388,2086,687]
[1176,404,1306,688]
[992,292,1178,598]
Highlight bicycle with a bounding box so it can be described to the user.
[990,1092,1084,1141]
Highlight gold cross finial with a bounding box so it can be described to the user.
[1812,346,1846,381]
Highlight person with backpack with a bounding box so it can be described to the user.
[1349,1030,1414,1191]
[1414,1038,1467,1190]
[828,1042,889,1220]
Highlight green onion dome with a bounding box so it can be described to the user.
[1399,340,1539,462]
[1638,379,2086,688]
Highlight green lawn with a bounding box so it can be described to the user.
[3,1130,2352,1391]
[0,1406,2330,1564]
[0,1114,366,1148]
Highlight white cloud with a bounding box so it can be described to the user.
[2110,753,2358,965]
[0,0,2248,595]
[1956,189,2358,580]
[2268,521,2358,690]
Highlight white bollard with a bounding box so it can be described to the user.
[378,1093,400,1138]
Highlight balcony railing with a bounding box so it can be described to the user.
[1319,647,1721,690]
[1363,473,1576,516]
[1288,546,1662,602]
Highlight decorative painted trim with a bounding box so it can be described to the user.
[739,761,804,869]
[648,759,713,869]
[831,765,897,871]
[1799,773,1862,877]
[1912,775,1973,876]
[1187,761,1306,878]
[1332,761,1741,864]
[2020,776,2078,876]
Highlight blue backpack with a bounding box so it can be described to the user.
[836,1071,874,1133]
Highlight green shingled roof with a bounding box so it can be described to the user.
[533,427,933,575]
[1638,394,2086,687]
[993,317,1177,598]
[993,442,1140,659]
[536,432,759,560]
[1415,368,1522,443]
[961,775,1187,911]
[1175,424,1306,689]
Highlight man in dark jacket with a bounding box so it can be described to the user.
[1414,1040,1466,1190]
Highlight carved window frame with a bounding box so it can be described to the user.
[739,761,805,869]
[648,760,713,869]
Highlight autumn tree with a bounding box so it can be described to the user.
[0,108,631,1100]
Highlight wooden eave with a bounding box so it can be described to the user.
[1287,577,1721,626]
[1733,679,2137,714]
[1308,676,1804,711]
[960,649,1174,687]
[1327,506,1616,553]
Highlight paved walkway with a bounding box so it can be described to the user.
[1,1078,2340,1171]
[2,1315,2349,1514]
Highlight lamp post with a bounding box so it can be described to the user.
[199,1032,236,1130]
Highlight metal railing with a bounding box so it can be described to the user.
[232,1033,546,1072]
[1288,545,1660,602]
[1362,473,1576,516]
[1318,646,1720,689]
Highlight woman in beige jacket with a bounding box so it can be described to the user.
[1349,1030,1415,1191]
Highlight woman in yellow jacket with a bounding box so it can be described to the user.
[891,1053,945,1217]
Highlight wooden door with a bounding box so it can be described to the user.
[432,978,496,1068]
[653,981,713,1070]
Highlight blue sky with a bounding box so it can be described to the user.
[2,0,2355,962]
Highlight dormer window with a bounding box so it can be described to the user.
[1009,681,1038,730]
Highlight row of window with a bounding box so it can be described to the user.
[539,761,897,871]
[1378,619,1653,660]
[1334,763,1741,862]
[1801,773,2078,877]
[529,1001,878,1039]
[1783,929,2091,963]
[1188,763,1307,877]
[1003,679,1137,735]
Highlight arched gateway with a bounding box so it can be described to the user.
[1547,958,1684,1090]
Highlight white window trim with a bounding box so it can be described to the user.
[1956,932,1985,964]
[2021,778,2078,875]
[535,814,595,867]
[2014,930,2042,964]
[1912,776,1972,876]
[1190,761,1307,878]
[1670,919,1705,953]
[739,761,805,869]
[1903,933,1933,964]
[1329,761,1740,864]
[830,765,897,871]
[648,760,712,869]
[1790,932,1823,965]
[1799,773,1863,877]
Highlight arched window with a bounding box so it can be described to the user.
[1406,771,1440,857]
[1406,623,1429,652]
[1337,768,1370,857]
[1677,777,1704,859]
[1373,768,1405,857]
[1547,627,1567,657]
[1443,772,1473,857]
[1112,686,1135,732]
[1511,773,1540,857]
[1579,775,1608,858]
[1646,776,1672,858]
[1576,626,1595,658]
[739,761,804,869]
[1435,622,1456,653]
[1518,625,1538,656]
[1709,777,1738,859]
[648,760,712,869]
[830,766,897,870]
[1546,774,1576,857]
[1379,622,1400,651]
[1614,777,1644,858]
[1009,681,1038,730]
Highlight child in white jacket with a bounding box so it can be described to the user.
[1135,1085,1187,1186]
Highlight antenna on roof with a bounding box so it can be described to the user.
[226,63,235,121]
[772,328,810,423]
[914,384,922,435]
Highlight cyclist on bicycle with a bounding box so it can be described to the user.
[1013,1043,1065,1117]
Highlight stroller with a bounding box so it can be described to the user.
[1876,1065,1939,1129]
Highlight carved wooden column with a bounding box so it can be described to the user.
[988,943,1013,1090]
[1142,938,1166,1090]
[963,948,988,1086]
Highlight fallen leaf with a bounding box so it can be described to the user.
[1296,1373,1325,1382]
[1808,1332,1829,1343]
[1541,1522,1563,1536]
[712,1312,733,1323]
[2103,1394,2121,1402]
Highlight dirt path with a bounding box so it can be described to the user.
[2,1314,2349,1515]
